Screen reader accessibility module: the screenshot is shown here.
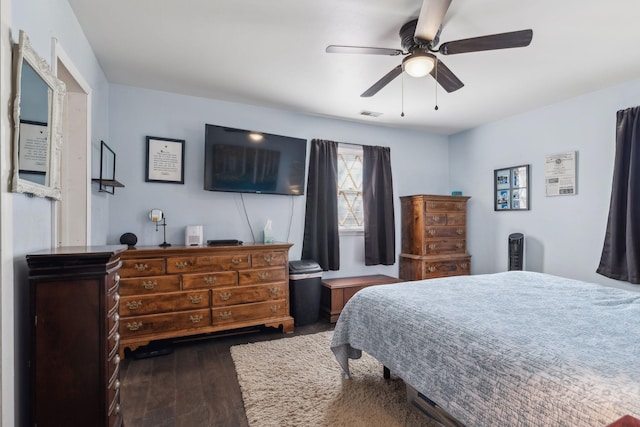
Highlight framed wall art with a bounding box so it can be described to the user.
[145,136,185,184]
[494,164,530,211]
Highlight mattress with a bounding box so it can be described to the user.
[330,271,640,426]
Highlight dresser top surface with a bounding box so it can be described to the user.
[121,242,293,258]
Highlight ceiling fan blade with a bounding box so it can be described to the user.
[430,59,464,92]
[414,0,452,44]
[439,29,533,55]
[361,65,403,97]
[326,45,403,56]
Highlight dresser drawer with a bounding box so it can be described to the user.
[182,271,237,289]
[120,309,211,338]
[424,226,466,239]
[423,239,467,254]
[238,266,286,285]
[251,251,287,268]
[212,299,287,325]
[212,283,287,306]
[119,275,180,296]
[424,258,471,278]
[120,290,209,316]
[424,200,466,212]
[166,254,250,273]
[121,258,166,277]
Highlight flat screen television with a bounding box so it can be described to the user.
[204,124,307,195]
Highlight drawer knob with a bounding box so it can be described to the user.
[457,228,464,235]
[219,311,232,320]
[257,272,269,280]
[114,313,120,322]
[113,293,120,303]
[142,280,157,290]
[270,305,281,313]
[269,287,279,296]
[456,242,464,249]
[115,380,121,390]
[127,321,142,331]
[189,294,203,304]
[113,355,121,366]
[175,261,189,269]
[427,266,437,273]
[134,263,148,272]
[114,273,120,282]
[116,404,121,415]
[428,203,437,209]
[126,300,142,310]
[263,255,273,264]
[432,215,440,222]
[231,258,242,265]
[460,263,468,269]
[189,314,204,323]
[204,276,217,285]
[114,332,120,343]
[428,229,437,236]
[219,292,232,301]
[428,243,437,250]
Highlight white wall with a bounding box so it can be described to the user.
[107,84,450,279]
[449,78,640,292]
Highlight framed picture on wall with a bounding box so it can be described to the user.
[494,165,530,211]
[145,136,185,184]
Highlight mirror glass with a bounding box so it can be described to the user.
[11,30,66,200]
[149,209,164,222]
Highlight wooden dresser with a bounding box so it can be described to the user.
[26,245,125,427]
[399,194,471,280]
[118,243,294,356]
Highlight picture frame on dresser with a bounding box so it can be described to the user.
[494,165,530,211]
[145,136,185,184]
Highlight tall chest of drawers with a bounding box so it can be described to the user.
[119,243,294,357]
[26,245,125,427]
[399,195,471,280]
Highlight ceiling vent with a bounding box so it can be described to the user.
[360,110,382,117]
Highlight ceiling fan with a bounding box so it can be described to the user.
[326,0,533,97]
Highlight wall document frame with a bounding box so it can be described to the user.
[145,136,185,184]
[494,165,530,211]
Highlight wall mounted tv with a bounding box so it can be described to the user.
[204,124,307,196]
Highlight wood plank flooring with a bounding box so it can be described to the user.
[120,322,334,427]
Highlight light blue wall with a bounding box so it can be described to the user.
[107,84,450,279]
[11,0,112,424]
[449,78,640,292]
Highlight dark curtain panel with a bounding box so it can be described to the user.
[302,139,340,271]
[597,106,640,284]
[362,145,396,265]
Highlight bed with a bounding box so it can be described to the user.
[330,271,640,426]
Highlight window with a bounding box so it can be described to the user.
[337,144,363,232]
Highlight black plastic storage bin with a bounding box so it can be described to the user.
[289,260,323,326]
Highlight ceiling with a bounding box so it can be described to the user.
[67,0,640,135]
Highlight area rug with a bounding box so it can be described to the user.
[230,331,436,427]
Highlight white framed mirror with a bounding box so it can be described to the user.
[11,30,66,200]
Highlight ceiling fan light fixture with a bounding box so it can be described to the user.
[402,52,435,78]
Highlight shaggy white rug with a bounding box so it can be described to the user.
[230,331,436,427]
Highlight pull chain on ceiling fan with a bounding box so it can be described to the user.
[326,0,533,98]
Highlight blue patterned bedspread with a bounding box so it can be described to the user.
[330,271,640,426]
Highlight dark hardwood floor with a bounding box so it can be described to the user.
[120,322,334,427]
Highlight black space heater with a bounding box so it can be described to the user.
[508,233,524,271]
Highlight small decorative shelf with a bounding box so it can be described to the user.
[92,140,124,194]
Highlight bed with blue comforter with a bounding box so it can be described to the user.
[330,271,640,426]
